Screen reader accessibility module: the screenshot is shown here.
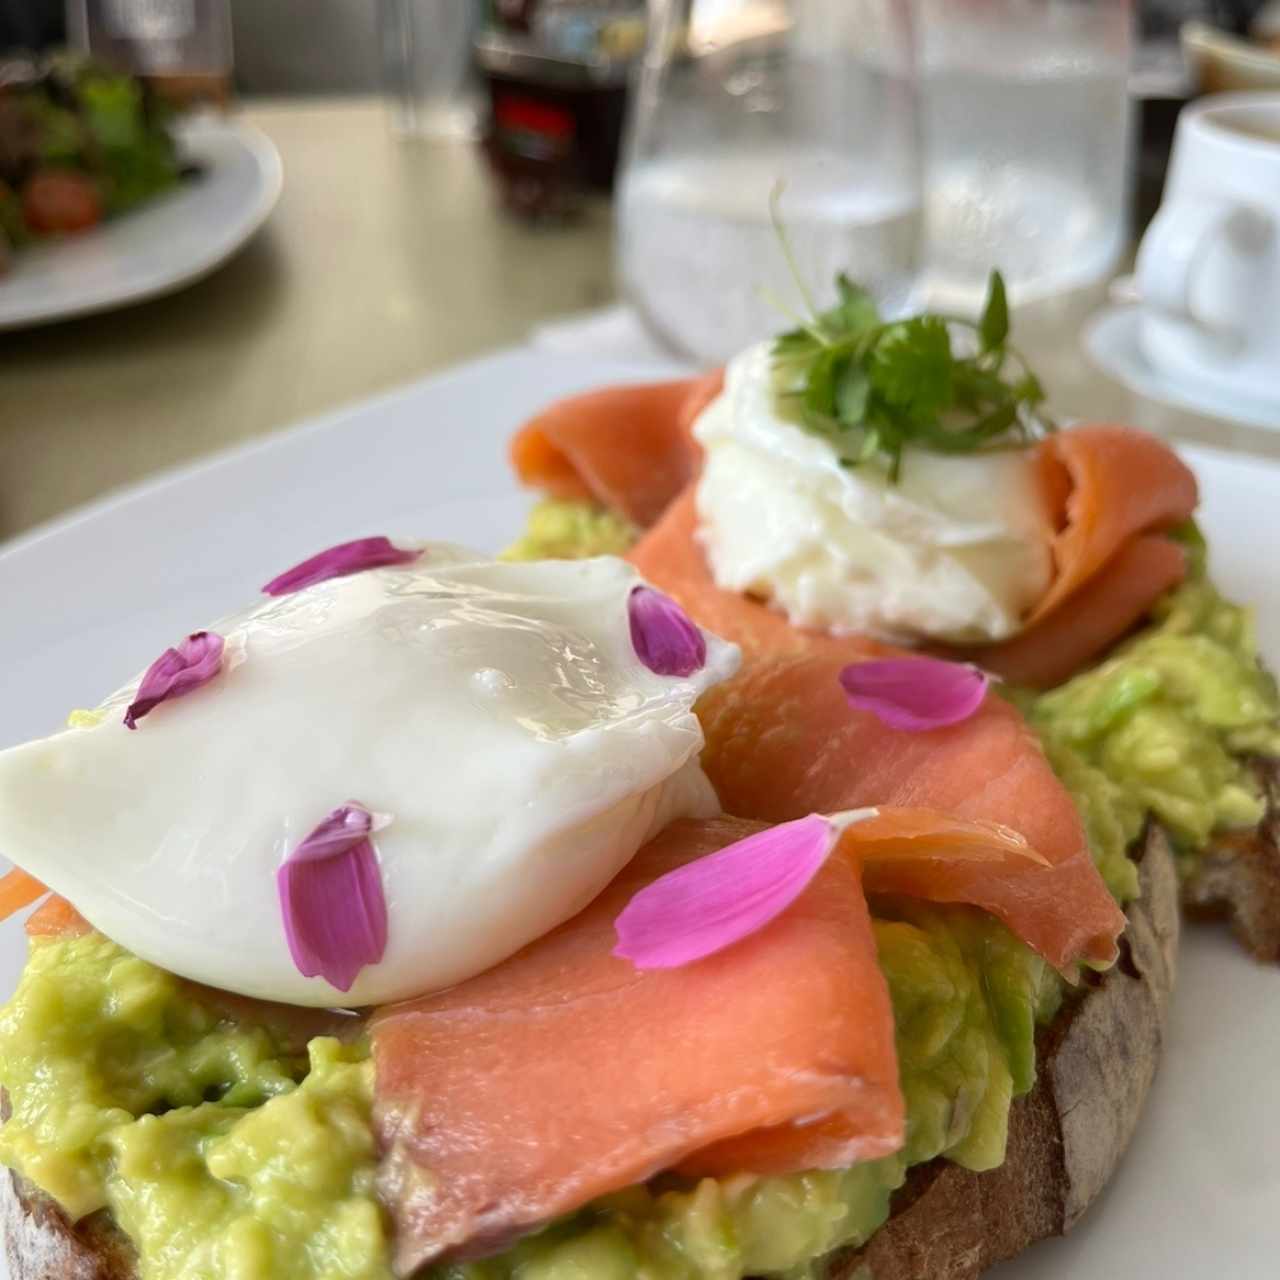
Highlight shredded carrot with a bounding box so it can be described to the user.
[0,868,48,922]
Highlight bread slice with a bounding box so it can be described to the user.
[0,826,1182,1280]
[1183,759,1280,962]
[835,822,1180,1280]
[0,1182,133,1280]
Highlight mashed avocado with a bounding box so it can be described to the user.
[1020,538,1280,897]
[438,1162,902,1280]
[0,915,1044,1280]
[3,518,1277,1280]
[0,933,390,1280]
[502,500,637,563]
[873,903,1060,1173]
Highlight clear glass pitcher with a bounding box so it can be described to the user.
[917,0,1135,312]
[616,0,923,364]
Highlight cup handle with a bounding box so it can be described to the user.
[1136,197,1275,327]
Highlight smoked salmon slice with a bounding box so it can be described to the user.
[24,892,87,938]
[0,868,47,921]
[1027,425,1197,625]
[964,533,1189,689]
[510,372,722,528]
[694,653,1126,972]
[371,815,903,1271]
[629,494,1124,969]
[627,471,1191,689]
[961,426,1198,686]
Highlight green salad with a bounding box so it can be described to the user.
[0,53,188,270]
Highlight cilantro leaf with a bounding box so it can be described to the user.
[767,258,1051,481]
[979,270,1009,354]
[821,274,881,340]
[869,317,953,423]
[834,358,870,422]
[1012,371,1045,406]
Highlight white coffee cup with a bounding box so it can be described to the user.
[1136,93,1280,406]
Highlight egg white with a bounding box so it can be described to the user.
[0,548,739,1005]
[694,342,1053,644]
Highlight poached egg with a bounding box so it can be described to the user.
[693,342,1054,644]
[0,547,738,1006]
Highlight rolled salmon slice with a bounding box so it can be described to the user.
[372,815,903,1271]
[967,533,1189,688]
[527,368,1201,687]
[956,425,1198,686]
[628,475,1190,689]
[696,655,1126,972]
[509,372,723,528]
[1027,424,1198,625]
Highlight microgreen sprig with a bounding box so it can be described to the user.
[768,197,1053,481]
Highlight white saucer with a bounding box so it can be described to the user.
[1082,304,1280,433]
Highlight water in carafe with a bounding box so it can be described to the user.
[616,0,923,365]
[919,1,1133,311]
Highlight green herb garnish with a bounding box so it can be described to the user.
[770,203,1051,481]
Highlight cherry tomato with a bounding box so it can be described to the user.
[22,170,104,235]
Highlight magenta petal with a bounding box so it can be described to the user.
[628,586,707,678]
[123,631,225,730]
[277,803,388,993]
[613,814,836,970]
[839,657,989,732]
[262,537,420,596]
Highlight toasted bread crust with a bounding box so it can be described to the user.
[1183,758,1280,962]
[0,1175,134,1280]
[832,824,1180,1280]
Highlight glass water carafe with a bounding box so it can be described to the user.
[616,0,923,365]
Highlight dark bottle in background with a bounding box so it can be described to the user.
[476,0,644,220]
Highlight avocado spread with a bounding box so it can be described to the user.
[0,911,1047,1280]
[0,932,390,1279]
[1018,531,1280,898]
[1,515,1276,1280]
[502,500,637,563]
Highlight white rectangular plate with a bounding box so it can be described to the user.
[0,349,1277,1278]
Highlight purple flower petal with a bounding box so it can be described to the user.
[628,586,707,678]
[613,814,837,970]
[276,803,389,993]
[262,537,420,596]
[123,631,226,730]
[839,657,990,732]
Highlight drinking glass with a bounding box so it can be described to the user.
[917,0,1135,311]
[68,0,233,106]
[378,0,481,140]
[616,0,923,364]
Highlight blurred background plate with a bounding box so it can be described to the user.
[0,115,281,330]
